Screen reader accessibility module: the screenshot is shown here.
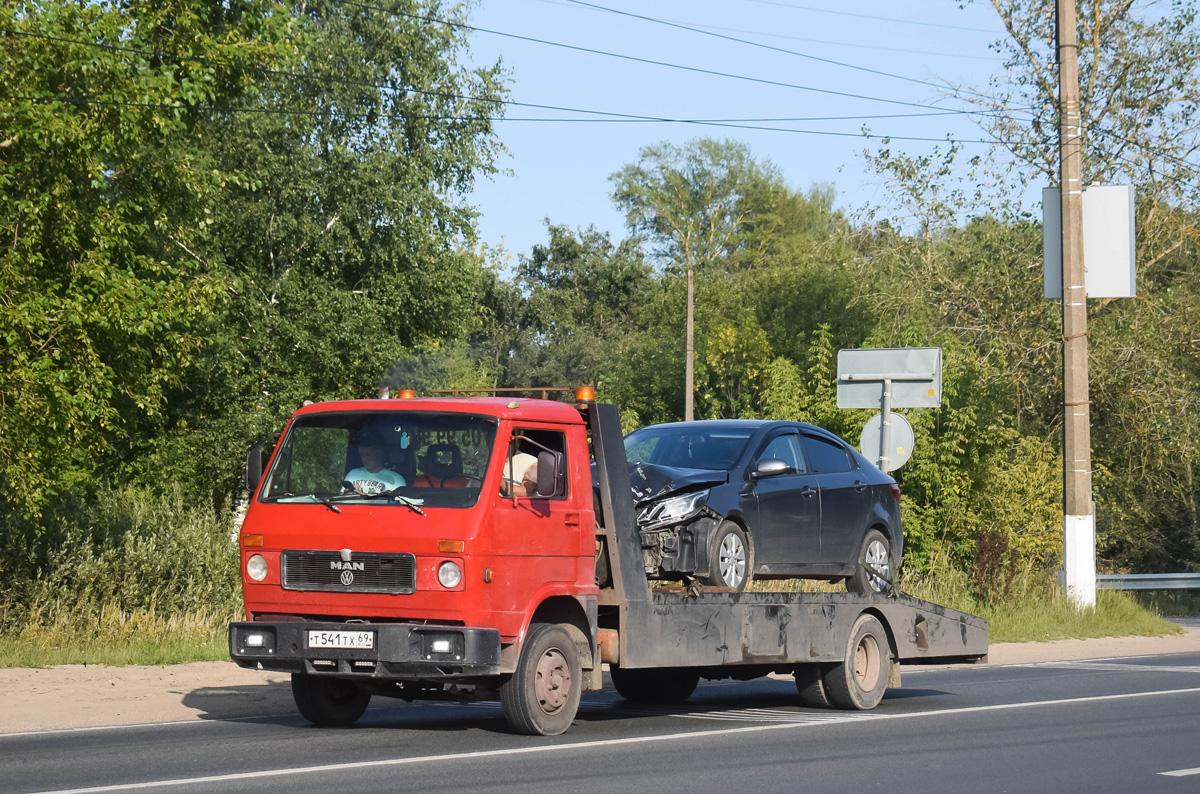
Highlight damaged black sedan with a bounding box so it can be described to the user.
[624,420,902,593]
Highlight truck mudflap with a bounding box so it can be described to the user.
[617,591,988,669]
[229,622,502,678]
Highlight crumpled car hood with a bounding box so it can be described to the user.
[626,463,728,507]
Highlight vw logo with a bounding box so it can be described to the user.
[340,570,355,586]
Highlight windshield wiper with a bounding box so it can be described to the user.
[334,482,425,515]
[266,492,341,513]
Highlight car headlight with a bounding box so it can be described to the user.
[638,490,709,530]
[246,554,268,582]
[438,561,462,588]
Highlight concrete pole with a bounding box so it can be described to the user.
[1057,0,1096,608]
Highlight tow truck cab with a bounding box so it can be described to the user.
[231,396,598,685]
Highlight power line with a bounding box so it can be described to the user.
[335,0,1020,117]
[533,0,1001,60]
[742,0,999,33]
[564,0,952,92]
[2,29,1032,128]
[0,92,998,143]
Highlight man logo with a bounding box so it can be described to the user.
[330,561,365,571]
[340,570,355,586]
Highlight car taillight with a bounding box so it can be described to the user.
[889,484,901,502]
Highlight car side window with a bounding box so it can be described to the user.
[800,434,853,473]
[758,433,804,473]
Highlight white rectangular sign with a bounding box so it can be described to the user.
[1043,184,1136,299]
[836,347,942,409]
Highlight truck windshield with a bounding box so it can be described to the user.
[259,411,498,509]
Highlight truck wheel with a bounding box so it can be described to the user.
[846,529,892,594]
[703,521,751,591]
[611,667,700,704]
[499,623,582,736]
[291,674,371,726]
[821,614,892,710]
[793,664,832,708]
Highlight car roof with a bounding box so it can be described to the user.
[631,419,835,437]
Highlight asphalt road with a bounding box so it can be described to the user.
[3,653,1200,794]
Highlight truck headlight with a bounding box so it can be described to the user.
[637,490,709,530]
[246,554,268,582]
[438,561,462,588]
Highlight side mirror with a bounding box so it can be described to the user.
[536,450,564,497]
[750,458,793,480]
[245,444,263,494]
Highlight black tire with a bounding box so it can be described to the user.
[611,667,700,704]
[846,529,892,594]
[702,521,752,591]
[794,664,832,708]
[821,613,892,710]
[291,674,371,726]
[499,623,582,736]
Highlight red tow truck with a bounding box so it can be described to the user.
[230,390,987,735]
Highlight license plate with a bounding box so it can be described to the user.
[307,630,374,650]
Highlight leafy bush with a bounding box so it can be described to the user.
[0,485,239,640]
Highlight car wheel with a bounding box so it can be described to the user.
[291,674,371,726]
[846,529,892,594]
[703,521,751,591]
[611,667,700,704]
[820,613,892,710]
[499,623,582,736]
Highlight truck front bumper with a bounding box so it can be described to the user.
[229,621,502,679]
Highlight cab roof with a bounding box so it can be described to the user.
[292,396,587,424]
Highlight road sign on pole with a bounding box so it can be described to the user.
[837,348,941,471]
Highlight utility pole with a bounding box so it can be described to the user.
[685,264,694,421]
[1057,0,1096,608]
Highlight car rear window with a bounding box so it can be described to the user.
[801,434,854,473]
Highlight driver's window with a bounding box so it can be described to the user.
[758,433,803,473]
[501,429,566,499]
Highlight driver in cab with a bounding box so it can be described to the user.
[344,428,405,494]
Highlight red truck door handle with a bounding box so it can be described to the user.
[565,512,580,527]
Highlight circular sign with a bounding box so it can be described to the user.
[859,413,915,472]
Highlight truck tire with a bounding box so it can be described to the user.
[702,521,752,591]
[821,613,891,710]
[611,667,700,704]
[846,529,892,594]
[291,674,371,726]
[793,664,832,708]
[499,623,582,736]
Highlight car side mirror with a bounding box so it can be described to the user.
[751,457,793,480]
[245,444,263,494]
[536,450,564,497]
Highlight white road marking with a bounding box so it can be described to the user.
[1022,661,1200,674]
[1158,767,1200,777]
[23,686,1200,794]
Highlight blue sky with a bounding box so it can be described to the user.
[463,0,1022,262]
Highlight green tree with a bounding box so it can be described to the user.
[0,0,290,518]
[139,0,508,507]
[611,138,784,420]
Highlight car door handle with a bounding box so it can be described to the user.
[799,486,816,498]
[853,480,867,492]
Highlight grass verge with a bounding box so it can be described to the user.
[0,606,235,668]
[900,561,1184,643]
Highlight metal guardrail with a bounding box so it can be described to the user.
[1096,573,1200,591]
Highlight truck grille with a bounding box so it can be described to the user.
[281,550,416,595]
